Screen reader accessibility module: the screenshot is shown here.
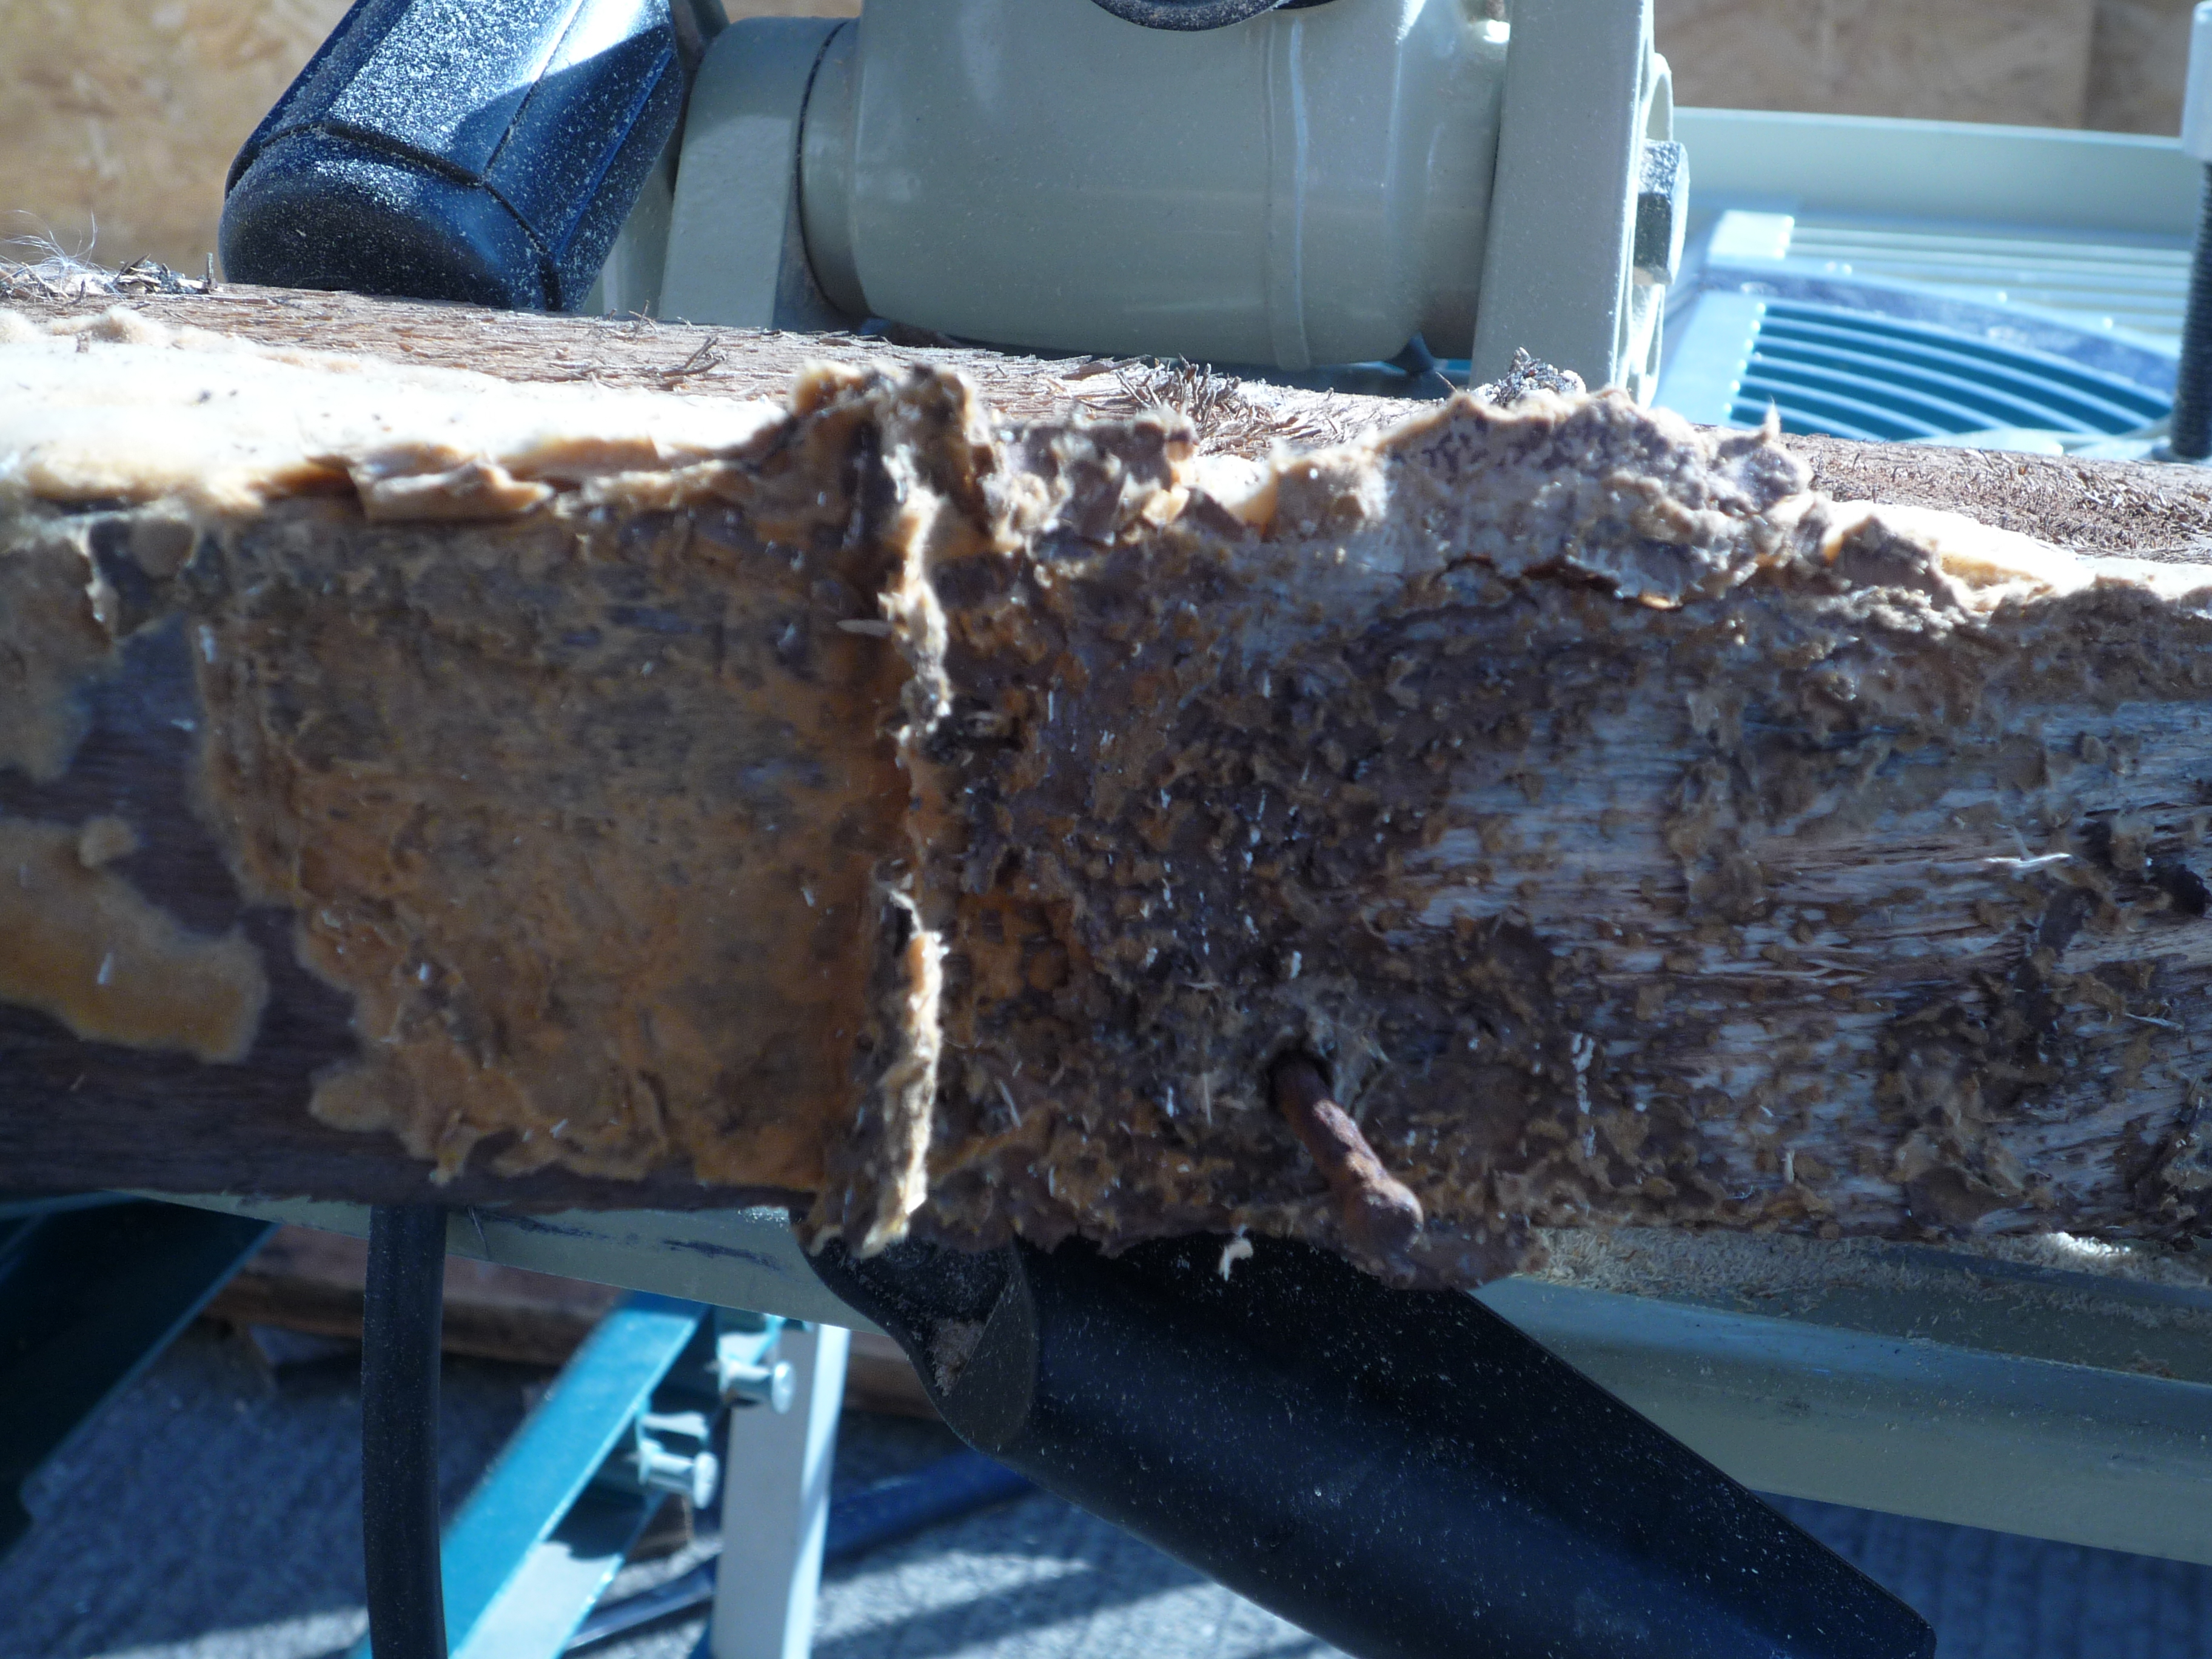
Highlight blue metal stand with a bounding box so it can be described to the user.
[0,1196,274,1558]
[352,1295,794,1659]
[563,1450,1035,1654]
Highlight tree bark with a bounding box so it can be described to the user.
[9,278,2212,1287]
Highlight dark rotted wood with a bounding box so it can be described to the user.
[11,276,2212,1235]
[0,603,799,1210]
[0,277,1376,1208]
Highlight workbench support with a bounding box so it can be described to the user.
[711,1322,851,1659]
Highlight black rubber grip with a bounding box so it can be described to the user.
[220,0,685,310]
[813,1232,1936,1659]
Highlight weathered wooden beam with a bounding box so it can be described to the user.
[198,1220,936,1412]
[205,1223,623,1367]
[9,277,2212,1290]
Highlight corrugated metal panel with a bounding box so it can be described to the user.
[1783,220,2190,344]
[1729,300,2171,441]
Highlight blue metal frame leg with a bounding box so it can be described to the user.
[0,1197,273,1558]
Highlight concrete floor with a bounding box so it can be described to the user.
[5,1323,2211,1659]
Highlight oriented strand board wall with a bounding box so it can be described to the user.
[1658,0,2194,135]
[2084,0,2195,135]
[0,0,862,276]
[1657,0,2097,129]
[0,0,354,272]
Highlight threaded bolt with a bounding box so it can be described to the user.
[2171,165,2212,461]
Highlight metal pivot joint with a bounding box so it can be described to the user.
[660,0,1675,390]
[809,1231,1934,1659]
[604,1409,717,1509]
[716,1310,798,1413]
[345,1291,788,1659]
[593,1310,795,1512]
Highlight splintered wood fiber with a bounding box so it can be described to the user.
[7,300,2212,1289]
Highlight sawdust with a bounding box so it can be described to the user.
[0,304,785,514]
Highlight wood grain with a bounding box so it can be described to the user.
[15,278,2211,557]
[11,282,2212,1287]
[203,1221,940,1413]
[1657,0,2097,130]
[205,1222,624,1366]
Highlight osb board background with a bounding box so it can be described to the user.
[0,0,862,277]
[0,0,352,273]
[1659,0,2193,137]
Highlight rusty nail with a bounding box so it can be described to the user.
[1271,1055,1424,1265]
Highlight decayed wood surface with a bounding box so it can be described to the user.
[0,281,1404,1215]
[0,273,1384,455]
[11,280,2212,1289]
[13,274,2212,552]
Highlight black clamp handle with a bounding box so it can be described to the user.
[811,1230,1934,1659]
[220,0,699,310]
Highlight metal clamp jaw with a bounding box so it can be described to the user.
[218,0,724,311]
[658,0,1683,392]
[220,0,1685,392]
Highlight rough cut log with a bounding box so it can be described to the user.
[10,276,2212,1290]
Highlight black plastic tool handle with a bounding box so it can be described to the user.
[813,1232,1935,1659]
[220,0,691,310]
